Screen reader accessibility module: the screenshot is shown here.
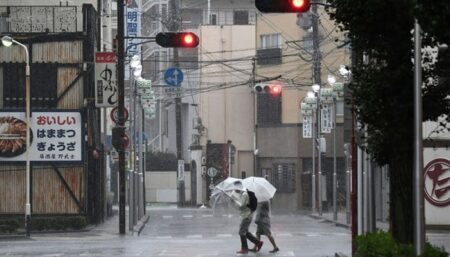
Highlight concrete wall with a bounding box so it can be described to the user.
[145,171,191,203]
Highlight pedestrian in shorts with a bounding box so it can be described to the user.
[250,201,279,253]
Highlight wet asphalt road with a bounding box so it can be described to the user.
[0,206,351,257]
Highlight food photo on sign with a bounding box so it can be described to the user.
[0,116,32,157]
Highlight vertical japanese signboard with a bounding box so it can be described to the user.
[302,115,312,138]
[95,52,118,107]
[0,112,83,162]
[321,103,333,133]
[125,0,141,80]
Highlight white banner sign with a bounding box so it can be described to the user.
[95,52,118,107]
[0,112,83,162]
[321,103,333,133]
[302,115,312,138]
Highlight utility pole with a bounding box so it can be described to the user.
[169,0,185,207]
[413,17,425,256]
[311,1,322,215]
[252,58,257,177]
[116,0,126,235]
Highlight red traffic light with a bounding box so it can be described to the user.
[255,0,310,13]
[156,32,199,48]
[254,83,282,95]
[271,84,282,95]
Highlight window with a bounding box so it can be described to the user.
[210,13,217,25]
[2,63,57,108]
[233,10,249,25]
[260,33,281,49]
[262,164,296,193]
[161,4,167,19]
[257,93,281,125]
[273,163,296,193]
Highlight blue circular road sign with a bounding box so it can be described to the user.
[164,67,184,87]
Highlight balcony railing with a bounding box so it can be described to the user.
[257,48,282,66]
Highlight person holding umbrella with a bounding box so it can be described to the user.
[230,180,263,254]
[250,201,279,253]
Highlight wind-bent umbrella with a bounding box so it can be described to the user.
[242,176,276,202]
[209,177,242,208]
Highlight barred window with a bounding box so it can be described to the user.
[2,63,57,108]
[261,164,295,193]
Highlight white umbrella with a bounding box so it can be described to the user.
[242,176,276,202]
[210,177,242,207]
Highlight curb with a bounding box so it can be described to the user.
[133,214,150,236]
[307,214,350,229]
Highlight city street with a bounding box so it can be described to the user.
[0,205,351,257]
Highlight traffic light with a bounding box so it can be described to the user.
[155,32,199,48]
[112,126,129,151]
[255,0,310,13]
[254,83,283,95]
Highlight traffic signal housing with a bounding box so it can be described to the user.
[155,32,199,48]
[255,0,310,13]
[112,126,129,151]
[254,83,282,95]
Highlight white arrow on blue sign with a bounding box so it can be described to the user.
[164,67,184,87]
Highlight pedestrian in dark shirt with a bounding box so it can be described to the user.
[230,181,263,254]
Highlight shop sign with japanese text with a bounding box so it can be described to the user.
[302,115,312,138]
[125,0,141,80]
[0,112,83,162]
[95,52,118,107]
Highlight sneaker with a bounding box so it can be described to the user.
[248,248,256,252]
[236,249,248,254]
[269,247,280,253]
[255,241,264,252]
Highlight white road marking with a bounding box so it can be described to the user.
[156,236,173,239]
[202,214,213,218]
[186,234,203,239]
[216,233,233,238]
[182,215,193,218]
[276,251,295,257]
[276,233,293,237]
[162,215,173,219]
[195,252,219,257]
[157,250,181,256]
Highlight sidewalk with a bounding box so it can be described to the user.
[308,211,389,231]
[89,205,149,236]
[310,211,450,256]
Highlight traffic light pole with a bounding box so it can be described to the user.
[117,0,126,235]
[312,2,322,216]
[169,0,185,207]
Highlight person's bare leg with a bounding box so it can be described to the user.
[268,235,279,252]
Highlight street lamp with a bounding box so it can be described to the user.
[128,55,141,231]
[2,36,31,237]
[330,78,344,222]
[311,84,322,215]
